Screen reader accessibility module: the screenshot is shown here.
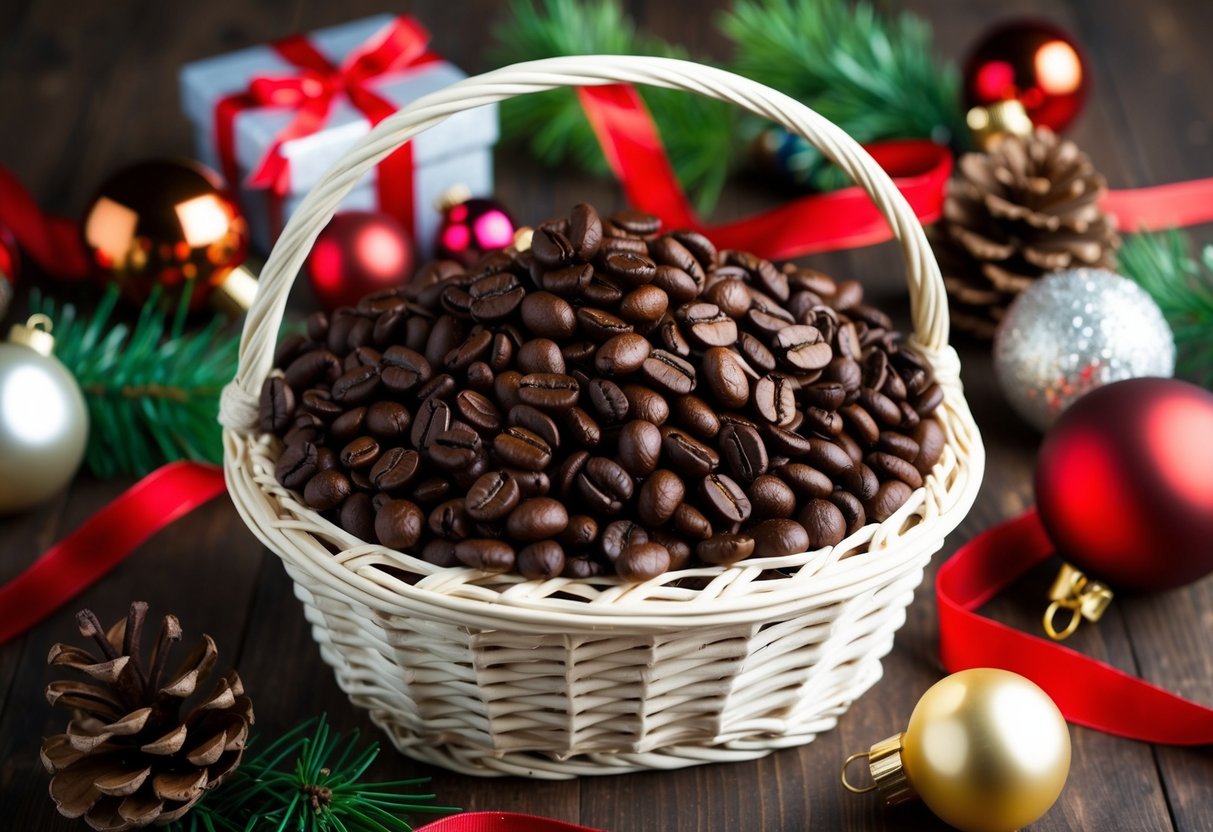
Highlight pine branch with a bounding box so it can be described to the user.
[490,0,738,213]
[30,284,240,478]
[1118,229,1213,389]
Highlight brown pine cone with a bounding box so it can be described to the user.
[934,127,1120,338]
[40,603,253,830]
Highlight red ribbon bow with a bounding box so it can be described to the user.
[214,16,439,240]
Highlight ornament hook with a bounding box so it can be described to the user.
[841,751,877,794]
[1043,562,1113,640]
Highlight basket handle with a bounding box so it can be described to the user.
[220,55,951,433]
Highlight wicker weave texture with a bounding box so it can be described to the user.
[220,56,985,778]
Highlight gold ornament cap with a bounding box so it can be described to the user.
[210,264,259,317]
[842,731,917,805]
[8,313,56,356]
[967,99,1035,151]
[1044,561,1113,640]
[435,183,473,212]
[511,226,534,253]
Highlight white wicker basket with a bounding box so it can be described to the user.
[219,56,984,779]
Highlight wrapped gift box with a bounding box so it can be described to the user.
[180,14,497,255]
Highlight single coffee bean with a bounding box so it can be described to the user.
[366,401,411,440]
[650,236,703,281]
[576,457,634,514]
[440,285,474,318]
[562,340,598,367]
[697,533,755,565]
[672,395,720,440]
[556,450,590,497]
[840,403,880,446]
[652,264,700,304]
[617,420,663,476]
[822,356,862,395]
[455,389,502,435]
[569,202,603,260]
[671,229,717,270]
[622,384,670,425]
[601,251,657,286]
[469,272,525,322]
[330,406,367,445]
[339,492,376,541]
[764,424,813,457]
[802,406,843,437]
[704,278,751,318]
[516,338,567,375]
[381,345,433,393]
[701,347,750,409]
[878,430,921,463]
[410,397,452,451]
[798,498,847,549]
[806,437,855,480]
[775,462,834,499]
[517,373,580,410]
[518,540,567,579]
[748,474,796,520]
[620,284,669,323]
[315,446,338,472]
[611,209,660,236]
[836,431,865,466]
[494,370,524,411]
[720,423,769,483]
[859,387,902,428]
[542,262,593,297]
[564,406,602,448]
[641,349,697,395]
[349,469,373,492]
[672,502,712,540]
[828,491,867,536]
[855,462,880,503]
[411,477,452,508]
[774,325,832,371]
[750,519,810,557]
[259,376,295,433]
[562,555,602,579]
[506,497,569,542]
[531,227,576,268]
[300,389,342,425]
[429,498,471,540]
[617,542,671,580]
[803,381,847,411]
[914,382,945,417]
[737,332,776,375]
[600,519,648,562]
[465,471,521,521]
[648,530,692,571]
[588,378,630,425]
[559,514,599,549]
[911,418,945,475]
[444,329,492,372]
[276,440,319,491]
[682,302,738,349]
[326,311,356,354]
[327,364,378,405]
[303,469,351,511]
[595,332,651,376]
[493,426,553,471]
[867,451,924,489]
[370,447,422,492]
[655,315,692,357]
[454,539,516,572]
[868,479,914,522]
[701,472,752,524]
[577,307,633,342]
[582,272,626,306]
[521,292,577,339]
[662,428,720,477]
[637,468,685,525]
[421,539,459,567]
[753,373,797,426]
[285,349,340,390]
[508,404,560,449]
[429,428,482,470]
[340,436,380,470]
[501,468,548,499]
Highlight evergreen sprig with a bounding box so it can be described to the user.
[1118,229,1213,388]
[171,717,457,832]
[490,0,738,213]
[30,284,239,478]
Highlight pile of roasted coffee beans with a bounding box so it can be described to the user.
[261,205,945,582]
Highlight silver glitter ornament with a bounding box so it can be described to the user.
[993,269,1175,431]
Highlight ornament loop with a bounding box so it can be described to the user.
[25,313,53,333]
[841,751,877,794]
[1043,563,1113,640]
[1043,599,1083,641]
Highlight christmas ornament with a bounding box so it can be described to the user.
[993,269,1175,431]
[434,186,517,266]
[0,314,88,513]
[81,159,257,314]
[41,602,254,829]
[936,128,1120,338]
[843,668,1070,832]
[1035,377,1213,637]
[963,20,1088,133]
[0,224,17,320]
[306,211,416,310]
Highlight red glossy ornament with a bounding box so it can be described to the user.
[306,212,415,310]
[0,223,19,284]
[1035,378,1213,591]
[435,191,516,266]
[82,159,251,312]
[963,20,1089,133]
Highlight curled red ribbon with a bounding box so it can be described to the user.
[0,165,90,280]
[0,462,227,646]
[937,508,1213,744]
[417,813,602,832]
[214,16,439,240]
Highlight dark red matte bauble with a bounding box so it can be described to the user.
[963,20,1089,132]
[435,197,516,266]
[306,212,415,310]
[1035,378,1213,591]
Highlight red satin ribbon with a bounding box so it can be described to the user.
[1102,177,1213,231]
[214,16,439,241]
[417,813,602,832]
[0,165,90,280]
[938,508,1213,744]
[0,462,227,646]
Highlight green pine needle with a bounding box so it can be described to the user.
[29,284,240,478]
[171,716,457,832]
[1118,229,1213,388]
[491,0,738,214]
[721,0,967,149]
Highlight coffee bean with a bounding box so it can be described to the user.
[576,457,633,514]
[455,389,501,434]
[517,540,566,579]
[285,349,340,390]
[577,307,633,342]
[466,471,521,520]
[429,428,482,470]
[331,364,380,405]
[774,325,831,371]
[517,339,566,375]
[655,315,692,357]
[379,346,431,394]
[520,292,576,339]
[802,406,843,437]
[370,447,422,492]
[582,272,625,306]
[697,533,755,565]
[720,423,769,483]
[501,468,548,498]
[840,403,880,446]
[701,472,751,524]
[617,420,663,476]
[914,382,944,417]
[595,333,651,376]
[340,436,381,470]
[822,356,862,395]
[276,441,319,491]
[649,530,692,571]
[620,284,669,323]
[506,497,569,542]
[671,229,717,270]
[494,370,524,411]
[672,502,712,540]
[559,514,599,549]
[564,406,602,448]
[748,474,796,520]
[652,265,700,303]
[828,491,867,536]
[518,373,580,410]
[445,329,493,372]
[562,555,602,579]
[641,349,697,395]
[911,418,945,475]
[494,426,553,471]
[859,387,902,428]
[637,468,684,525]
[601,251,657,286]
[568,202,603,260]
[867,451,924,489]
[454,539,516,572]
[330,406,367,445]
[429,498,471,540]
[750,519,809,557]
[764,424,813,457]
[663,428,720,477]
[410,398,452,451]
[542,262,593,297]
[531,227,576,268]
[421,539,459,567]
[672,395,720,440]
[803,381,846,411]
[411,477,453,507]
[704,278,751,318]
[508,404,560,449]
[600,519,648,562]
[700,347,750,409]
[611,209,660,236]
[259,376,295,432]
[373,498,424,550]
[806,437,855,481]
[775,462,834,499]
[556,450,590,497]
[300,389,342,423]
[650,236,703,282]
[878,431,921,463]
[868,479,914,522]
[339,492,376,541]
[682,302,738,348]
[366,401,411,440]
[736,332,776,375]
[622,384,670,425]
[303,469,350,511]
[584,378,626,425]
[798,499,847,548]
[836,430,865,464]
[617,542,670,580]
[754,373,797,426]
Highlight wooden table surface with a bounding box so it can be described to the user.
[2,0,1212,829]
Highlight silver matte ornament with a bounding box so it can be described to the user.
[0,315,89,513]
[993,269,1175,431]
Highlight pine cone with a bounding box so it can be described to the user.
[41,603,254,830]
[935,127,1120,338]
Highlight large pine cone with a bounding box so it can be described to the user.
[41,603,254,830]
[935,127,1120,338]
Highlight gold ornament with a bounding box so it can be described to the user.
[0,315,89,513]
[843,668,1071,832]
